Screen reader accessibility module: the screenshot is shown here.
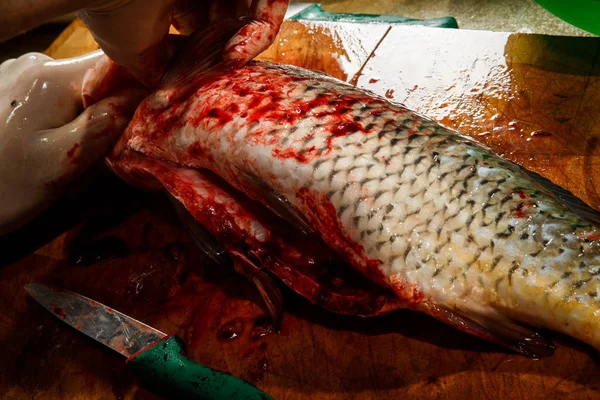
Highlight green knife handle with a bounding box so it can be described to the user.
[127,335,273,400]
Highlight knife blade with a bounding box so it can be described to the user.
[26,283,164,357]
[25,283,274,400]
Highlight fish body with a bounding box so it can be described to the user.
[107,26,600,356]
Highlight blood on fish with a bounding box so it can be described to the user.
[585,233,600,241]
[232,85,252,97]
[123,157,398,316]
[330,122,364,137]
[273,146,319,163]
[370,108,387,116]
[515,202,534,218]
[102,52,600,356]
[390,280,424,308]
[207,108,235,125]
[513,190,535,218]
[515,190,528,199]
[325,122,366,151]
[407,115,422,137]
[296,187,389,288]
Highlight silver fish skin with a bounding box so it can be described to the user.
[107,30,600,356]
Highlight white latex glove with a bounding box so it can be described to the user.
[0,51,147,235]
[78,0,289,87]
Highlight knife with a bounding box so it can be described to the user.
[25,283,273,400]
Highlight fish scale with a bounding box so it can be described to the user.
[111,60,600,355]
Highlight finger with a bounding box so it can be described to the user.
[77,0,174,88]
[208,0,247,22]
[2,52,53,74]
[36,88,147,187]
[82,54,117,108]
[81,54,144,108]
[171,0,210,36]
[222,0,289,64]
[45,49,105,78]
[250,0,288,25]
[44,50,106,106]
[237,0,254,18]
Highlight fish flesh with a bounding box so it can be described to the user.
[104,21,600,357]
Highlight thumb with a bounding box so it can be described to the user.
[36,87,148,188]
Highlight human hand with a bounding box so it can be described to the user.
[0,51,147,234]
[78,0,289,87]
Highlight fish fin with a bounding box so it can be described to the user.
[425,303,555,358]
[167,193,230,265]
[230,250,283,327]
[521,168,600,226]
[159,19,247,103]
[237,169,316,236]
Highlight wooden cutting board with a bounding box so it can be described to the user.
[2,17,600,400]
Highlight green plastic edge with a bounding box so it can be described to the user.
[289,4,459,28]
[127,335,274,400]
[534,0,600,36]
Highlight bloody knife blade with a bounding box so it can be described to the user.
[25,283,273,400]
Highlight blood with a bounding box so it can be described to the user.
[515,190,528,199]
[206,107,235,125]
[330,122,364,137]
[295,188,391,289]
[217,318,244,341]
[247,95,265,110]
[530,130,552,137]
[243,83,376,127]
[391,279,424,307]
[272,146,318,163]
[514,190,535,218]
[370,108,387,116]
[232,84,251,97]
[407,115,422,137]
[51,306,67,319]
[323,122,367,153]
[66,143,79,163]
[109,62,414,317]
[158,265,274,384]
[585,233,600,241]
[119,63,395,172]
[127,157,401,316]
[250,316,273,340]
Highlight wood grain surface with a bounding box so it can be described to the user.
[2,18,600,400]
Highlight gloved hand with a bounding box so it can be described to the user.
[78,0,289,87]
[0,50,147,235]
